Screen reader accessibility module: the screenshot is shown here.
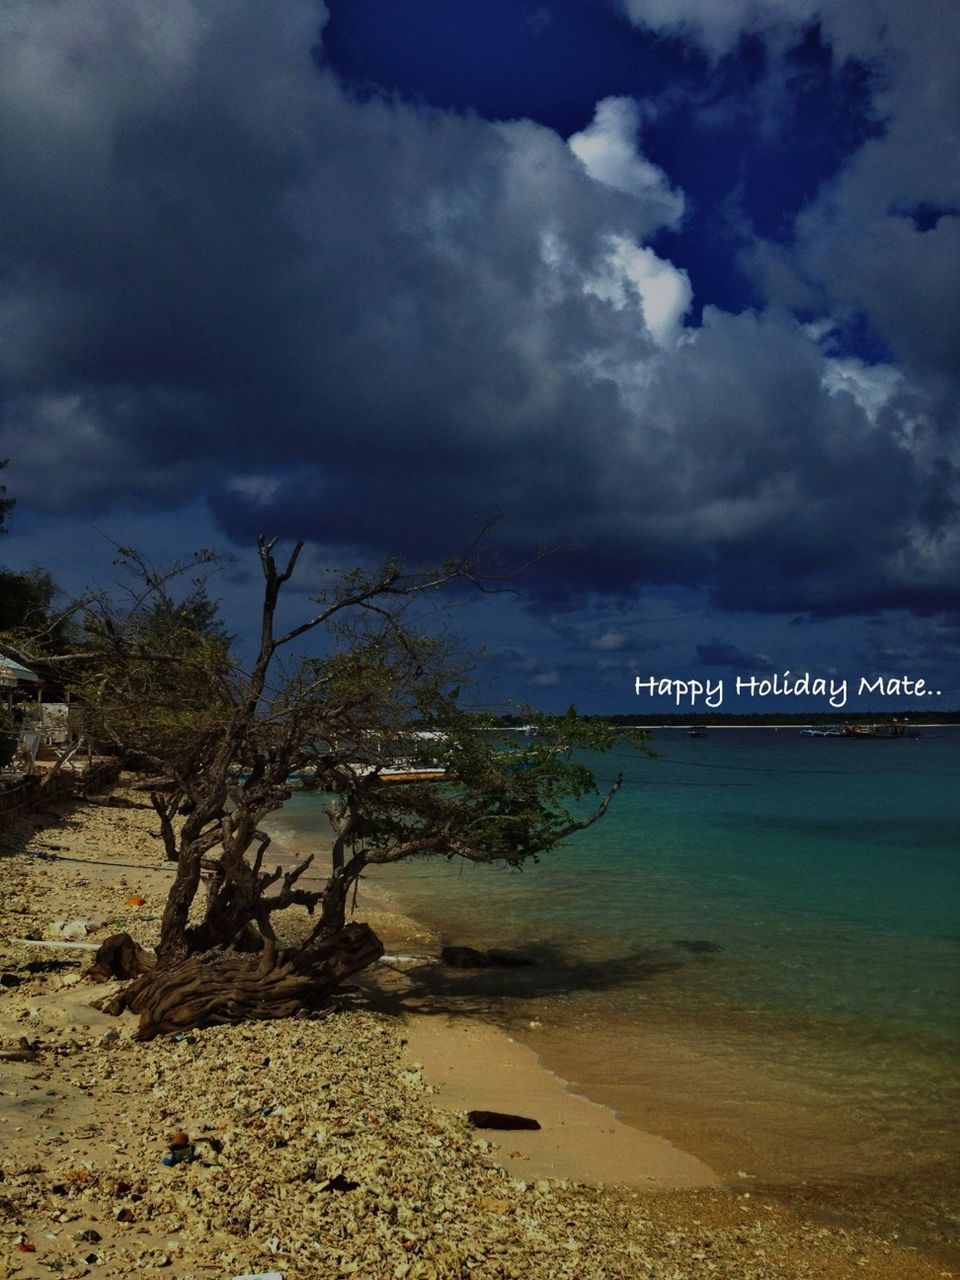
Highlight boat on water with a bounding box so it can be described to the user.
[800,720,921,738]
[841,720,920,739]
[377,765,447,783]
[687,726,706,738]
[344,759,448,784]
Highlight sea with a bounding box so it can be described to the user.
[275,727,960,1254]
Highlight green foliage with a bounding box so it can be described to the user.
[0,467,74,648]
[137,583,234,648]
[71,634,235,764]
[325,694,648,870]
[5,536,640,960]
[71,561,237,764]
[0,460,12,536]
[0,567,58,633]
[0,699,16,738]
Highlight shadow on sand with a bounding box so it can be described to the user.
[353,938,704,1020]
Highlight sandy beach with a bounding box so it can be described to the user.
[0,787,953,1279]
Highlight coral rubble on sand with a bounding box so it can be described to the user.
[0,794,948,1279]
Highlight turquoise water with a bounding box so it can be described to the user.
[314,728,960,1042]
[278,727,960,1193]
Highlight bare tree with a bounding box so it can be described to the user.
[3,538,633,1038]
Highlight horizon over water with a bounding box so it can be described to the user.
[277,727,960,1255]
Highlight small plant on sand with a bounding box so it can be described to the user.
[1,536,640,1037]
[0,700,18,767]
[0,699,16,735]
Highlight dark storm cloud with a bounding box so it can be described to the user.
[862,610,960,669]
[695,640,774,672]
[1,0,957,622]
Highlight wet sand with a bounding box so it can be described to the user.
[400,1013,718,1189]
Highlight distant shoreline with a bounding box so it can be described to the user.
[492,712,960,728]
[609,722,957,729]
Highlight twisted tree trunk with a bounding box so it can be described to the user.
[89,923,383,1039]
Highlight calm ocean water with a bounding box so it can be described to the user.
[278,727,960,1215]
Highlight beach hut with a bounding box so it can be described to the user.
[1,658,41,766]
[0,655,40,693]
[0,656,42,723]
[0,659,52,767]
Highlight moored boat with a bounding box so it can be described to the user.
[841,719,920,739]
[377,765,447,783]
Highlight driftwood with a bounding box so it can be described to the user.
[0,1037,40,1064]
[467,1110,541,1130]
[85,932,157,983]
[99,922,382,1039]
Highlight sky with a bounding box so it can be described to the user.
[0,0,958,714]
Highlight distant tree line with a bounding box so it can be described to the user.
[599,711,960,725]
[491,709,960,727]
[0,460,68,644]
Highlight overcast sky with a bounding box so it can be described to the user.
[1,0,958,713]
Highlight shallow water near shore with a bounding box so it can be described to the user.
[275,727,960,1255]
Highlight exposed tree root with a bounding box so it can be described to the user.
[85,932,157,983]
[98,923,383,1039]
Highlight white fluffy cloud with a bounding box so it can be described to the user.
[568,97,684,228]
[623,0,960,389]
[821,358,902,425]
[789,2,960,380]
[590,629,627,651]
[620,0,849,58]
[583,235,692,346]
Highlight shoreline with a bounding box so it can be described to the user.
[263,815,720,1190]
[1,790,955,1276]
[267,809,960,1261]
[399,1013,718,1190]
